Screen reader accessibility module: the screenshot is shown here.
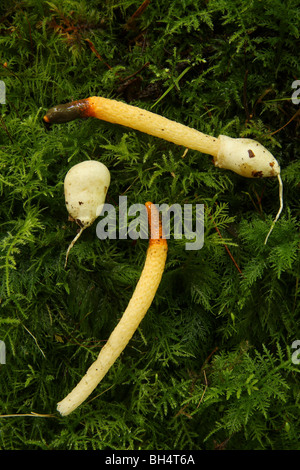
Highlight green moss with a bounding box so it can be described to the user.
[0,0,299,450]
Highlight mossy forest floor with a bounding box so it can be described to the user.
[0,0,299,450]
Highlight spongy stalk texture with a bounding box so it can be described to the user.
[88,97,219,157]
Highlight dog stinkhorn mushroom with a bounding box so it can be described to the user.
[44,97,283,243]
[56,202,167,416]
[63,160,110,267]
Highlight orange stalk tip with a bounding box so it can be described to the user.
[145,201,153,212]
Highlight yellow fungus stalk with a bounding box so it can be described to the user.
[57,202,167,416]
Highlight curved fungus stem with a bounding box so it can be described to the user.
[57,202,168,416]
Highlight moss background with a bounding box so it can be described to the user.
[0,0,299,450]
